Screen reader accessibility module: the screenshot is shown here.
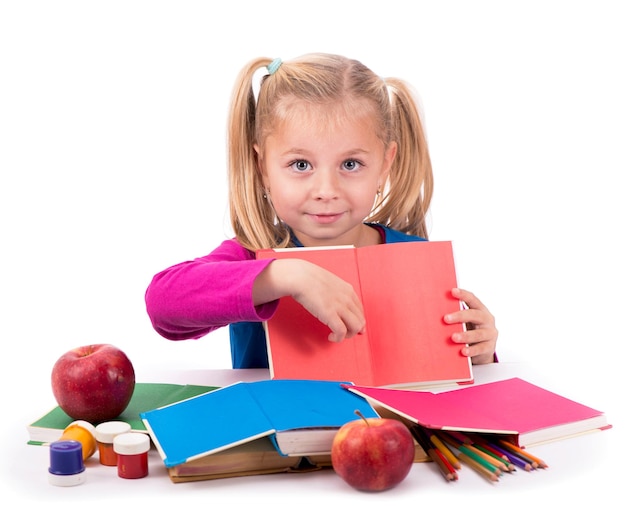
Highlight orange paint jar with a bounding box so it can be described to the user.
[94,421,131,466]
[59,420,97,461]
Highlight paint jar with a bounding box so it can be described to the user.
[59,420,97,461]
[95,421,131,466]
[48,440,85,486]
[113,433,150,479]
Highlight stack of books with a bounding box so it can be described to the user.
[140,379,427,483]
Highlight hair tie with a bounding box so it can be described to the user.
[267,58,282,75]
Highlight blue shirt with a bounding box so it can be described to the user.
[229,224,426,368]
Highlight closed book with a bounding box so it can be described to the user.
[167,437,332,483]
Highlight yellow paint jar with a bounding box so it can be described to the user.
[59,420,97,461]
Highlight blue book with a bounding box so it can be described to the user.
[141,379,379,468]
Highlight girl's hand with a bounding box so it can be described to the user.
[254,259,365,343]
[445,287,498,364]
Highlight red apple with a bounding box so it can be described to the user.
[51,344,135,423]
[331,411,414,492]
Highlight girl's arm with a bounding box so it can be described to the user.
[146,238,365,344]
[145,239,278,340]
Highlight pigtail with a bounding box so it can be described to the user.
[227,58,284,251]
[370,77,433,239]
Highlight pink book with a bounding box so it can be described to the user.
[256,241,473,389]
[345,377,611,447]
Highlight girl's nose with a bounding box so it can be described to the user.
[312,169,340,200]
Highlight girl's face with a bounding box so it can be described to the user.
[257,103,396,248]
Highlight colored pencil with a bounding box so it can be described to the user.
[464,443,511,472]
[472,443,516,472]
[433,448,458,479]
[482,440,533,471]
[497,440,548,468]
[435,429,464,449]
[410,426,458,481]
[458,451,499,482]
[429,447,458,481]
[448,430,472,444]
[424,428,461,469]
[459,445,502,476]
[471,435,512,461]
[450,432,516,471]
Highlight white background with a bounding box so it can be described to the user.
[1,0,624,502]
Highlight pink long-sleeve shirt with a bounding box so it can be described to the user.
[145,238,278,341]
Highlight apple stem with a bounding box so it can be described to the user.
[355,409,370,427]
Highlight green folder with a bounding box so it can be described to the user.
[27,382,217,445]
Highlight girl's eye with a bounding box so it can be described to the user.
[290,160,310,172]
[342,159,362,171]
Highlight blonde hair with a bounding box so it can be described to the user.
[227,53,433,251]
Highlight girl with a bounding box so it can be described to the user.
[145,53,498,369]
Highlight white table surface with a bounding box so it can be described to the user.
[4,362,621,506]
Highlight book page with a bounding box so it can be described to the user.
[356,242,472,387]
[258,247,374,384]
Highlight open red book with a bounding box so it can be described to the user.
[256,241,472,388]
[344,377,611,447]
